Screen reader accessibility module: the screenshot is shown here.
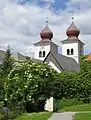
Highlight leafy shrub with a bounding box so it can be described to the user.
[7,60,56,112]
[54,69,91,104]
[59,98,84,109]
[0,108,21,120]
[0,101,4,107]
[53,99,60,112]
[54,98,84,111]
[0,109,4,120]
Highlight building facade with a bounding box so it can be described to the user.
[33,20,84,112]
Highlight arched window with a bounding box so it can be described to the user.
[43,51,45,57]
[39,51,42,57]
[71,48,74,55]
[67,49,70,55]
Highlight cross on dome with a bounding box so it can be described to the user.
[46,17,48,26]
[66,18,80,38]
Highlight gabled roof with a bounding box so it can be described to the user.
[43,52,80,72]
[34,40,58,47]
[61,38,85,45]
[32,58,43,63]
[0,50,26,64]
[43,52,64,71]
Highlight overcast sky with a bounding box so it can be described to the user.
[0,0,91,55]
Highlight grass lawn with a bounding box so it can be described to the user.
[15,112,52,120]
[74,113,91,120]
[61,104,91,120]
[61,104,91,112]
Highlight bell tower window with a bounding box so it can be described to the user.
[39,51,42,57]
[71,48,74,55]
[43,51,45,57]
[67,49,70,55]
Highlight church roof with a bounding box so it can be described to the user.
[61,38,85,45]
[43,52,80,72]
[0,50,26,64]
[34,39,58,47]
[32,58,43,63]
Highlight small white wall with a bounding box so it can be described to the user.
[48,61,61,73]
[34,45,50,61]
[62,42,79,63]
[44,97,54,112]
[44,62,61,112]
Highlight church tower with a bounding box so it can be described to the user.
[61,20,84,64]
[34,21,58,61]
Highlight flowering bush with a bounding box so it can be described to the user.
[7,60,56,112]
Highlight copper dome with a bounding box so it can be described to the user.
[40,25,53,40]
[66,21,80,37]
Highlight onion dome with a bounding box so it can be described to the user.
[66,21,80,38]
[40,25,53,40]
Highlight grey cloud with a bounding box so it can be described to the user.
[0,0,91,55]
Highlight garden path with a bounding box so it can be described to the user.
[48,112,75,120]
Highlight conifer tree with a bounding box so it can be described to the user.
[1,45,14,77]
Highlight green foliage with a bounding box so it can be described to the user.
[0,101,4,107]
[53,98,83,111]
[74,113,91,120]
[15,112,52,120]
[1,52,91,114]
[7,60,56,112]
[0,109,4,120]
[0,46,14,78]
[59,98,83,109]
[62,103,91,111]
[80,58,91,72]
[54,55,91,103]
[0,108,21,120]
[54,72,79,100]
[0,78,4,101]
[6,54,91,112]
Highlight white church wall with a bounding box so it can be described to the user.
[48,61,61,73]
[34,45,50,61]
[44,62,61,112]
[62,42,79,63]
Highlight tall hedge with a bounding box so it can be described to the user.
[54,55,91,103]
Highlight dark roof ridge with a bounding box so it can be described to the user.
[43,52,64,71]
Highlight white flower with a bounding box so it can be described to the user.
[24,85,27,88]
[36,85,38,87]
[32,63,36,65]
[25,71,26,74]
[16,91,18,93]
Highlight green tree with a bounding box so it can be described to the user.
[1,45,14,78]
[0,46,15,103]
[7,60,56,112]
